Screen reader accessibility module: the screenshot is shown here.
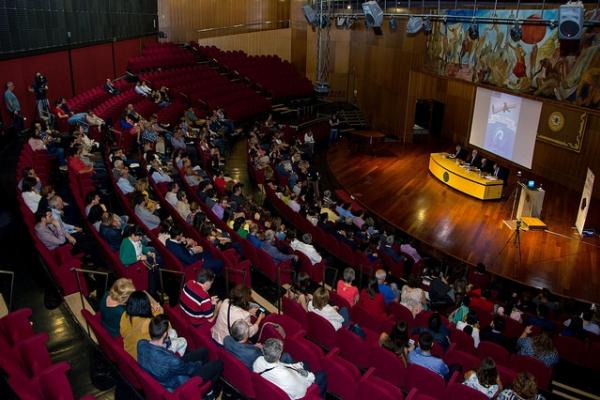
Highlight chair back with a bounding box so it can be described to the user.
[445,382,489,400]
[406,364,446,399]
[510,354,552,390]
[368,345,408,390]
[307,311,338,350]
[218,347,255,398]
[477,341,510,367]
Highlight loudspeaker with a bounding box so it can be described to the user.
[559,4,584,40]
[362,1,383,28]
[303,5,318,26]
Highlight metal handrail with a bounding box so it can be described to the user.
[0,270,15,311]
[73,268,110,337]
[197,19,290,34]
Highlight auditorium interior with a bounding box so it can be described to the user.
[2,0,600,399]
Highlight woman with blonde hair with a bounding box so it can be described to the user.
[100,278,135,337]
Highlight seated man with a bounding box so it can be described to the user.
[137,315,223,398]
[165,182,179,207]
[104,78,119,95]
[99,213,125,252]
[133,193,161,230]
[179,269,220,327]
[375,269,399,304]
[408,332,449,379]
[116,167,136,195]
[35,208,74,250]
[253,338,324,399]
[428,268,454,306]
[451,144,467,160]
[290,233,322,265]
[166,226,224,273]
[480,315,515,352]
[261,230,298,264]
[149,158,173,184]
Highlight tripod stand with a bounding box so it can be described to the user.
[498,219,522,272]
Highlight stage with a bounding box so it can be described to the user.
[327,140,600,304]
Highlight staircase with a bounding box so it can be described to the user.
[338,108,368,130]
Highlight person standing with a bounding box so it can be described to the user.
[29,72,50,121]
[4,81,24,134]
[328,112,340,145]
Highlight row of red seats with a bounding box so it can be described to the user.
[192,44,313,100]
[281,296,528,399]
[67,80,132,113]
[82,309,211,399]
[17,146,88,296]
[127,53,196,73]
[0,309,95,400]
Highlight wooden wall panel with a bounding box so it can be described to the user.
[289,0,307,76]
[158,0,290,43]
[409,72,600,196]
[196,29,292,61]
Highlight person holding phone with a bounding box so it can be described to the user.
[211,284,265,345]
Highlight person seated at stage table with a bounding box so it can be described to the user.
[492,162,509,182]
[452,144,468,160]
[479,158,494,174]
[466,149,482,168]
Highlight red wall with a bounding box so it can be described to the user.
[0,35,156,125]
[71,43,114,95]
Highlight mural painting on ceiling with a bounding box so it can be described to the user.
[425,9,600,109]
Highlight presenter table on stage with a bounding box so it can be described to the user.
[429,153,504,200]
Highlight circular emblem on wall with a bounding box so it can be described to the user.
[443,172,450,182]
[548,111,565,132]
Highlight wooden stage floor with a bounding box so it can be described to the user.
[327,141,600,304]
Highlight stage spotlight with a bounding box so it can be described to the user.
[389,17,398,32]
[336,16,347,29]
[345,17,356,29]
[302,5,318,27]
[319,14,330,29]
[362,1,384,28]
[423,18,433,34]
[406,16,424,35]
[559,3,584,40]
[510,22,522,42]
[468,23,479,40]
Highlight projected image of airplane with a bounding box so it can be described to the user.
[491,102,517,114]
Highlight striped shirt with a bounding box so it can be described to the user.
[179,280,214,326]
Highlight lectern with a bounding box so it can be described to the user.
[516,183,545,219]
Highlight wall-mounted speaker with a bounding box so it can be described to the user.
[559,4,584,40]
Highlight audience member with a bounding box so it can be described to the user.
[100,278,135,337]
[379,321,411,366]
[401,274,426,317]
[336,267,359,306]
[308,287,346,331]
[408,331,450,378]
[179,269,220,327]
[212,284,265,345]
[253,338,324,399]
[357,278,387,320]
[480,315,514,351]
[375,269,399,304]
[462,357,502,398]
[516,328,559,367]
[457,310,481,348]
[497,372,545,400]
[290,233,322,265]
[137,314,222,398]
[413,312,450,350]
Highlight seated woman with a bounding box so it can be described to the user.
[286,272,312,311]
[100,278,135,337]
[336,267,359,306]
[413,312,450,351]
[308,287,347,331]
[497,372,545,400]
[379,321,411,367]
[401,274,427,318]
[119,225,161,296]
[449,295,471,325]
[516,328,559,368]
[357,278,387,320]
[119,290,163,359]
[462,357,502,398]
[211,284,265,345]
